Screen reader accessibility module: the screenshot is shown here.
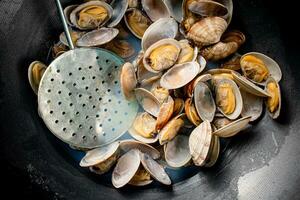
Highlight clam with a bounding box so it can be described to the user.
[28,61,47,94]
[141,0,170,21]
[213,117,232,129]
[52,42,68,58]
[160,62,202,89]
[124,8,152,39]
[150,84,169,103]
[185,98,202,126]
[70,1,113,30]
[164,0,183,22]
[128,112,158,144]
[141,17,178,51]
[214,78,243,120]
[107,0,128,27]
[60,29,85,47]
[140,152,172,185]
[104,39,135,59]
[176,40,198,64]
[134,88,160,117]
[240,90,263,121]
[213,116,251,137]
[200,30,245,61]
[128,166,153,186]
[240,52,282,85]
[164,135,191,168]
[76,28,119,47]
[112,149,141,188]
[64,5,78,26]
[119,139,160,159]
[156,96,174,131]
[204,135,220,167]
[265,77,281,119]
[188,0,228,18]
[159,114,185,145]
[189,120,212,166]
[187,16,228,47]
[194,82,216,122]
[143,38,181,73]
[80,141,120,175]
[231,71,270,97]
[173,98,185,116]
[185,73,212,97]
[120,62,137,101]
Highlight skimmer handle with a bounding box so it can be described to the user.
[55,0,75,50]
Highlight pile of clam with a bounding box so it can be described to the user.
[28,0,282,188]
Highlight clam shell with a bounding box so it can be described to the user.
[214,78,243,120]
[189,120,212,166]
[158,114,185,145]
[134,88,160,117]
[80,141,120,167]
[160,62,202,89]
[128,179,153,186]
[107,0,128,27]
[194,82,216,122]
[173,98,185,116]
[70,1,113,30]
[140,152,172,185]
[240,90,263,121]
[176,39,198,64]
[220,53,241,70]
[185,73,212,97]
[184,98,202,126]
[141,0,170,21]
[76,28,119,47]
[128,112,158,144]
[231,71,270,97]
[188,0,228,18]
[28,61,47,95]
[120,62,137,101]
[164,135,191,168]
[64,5,78,26]
[156,96,175,131]
[143,38,181,73]
[200,40,239,61]
[240,52,282,85]
[112,149,141,188]
[213,117,232,129]
[60,30,85,47]
[103,39,135,59]
[187,16,228,46]
[124,8,152,39]
[204,135,220,167]
[164,0,183,22]
[213,116,251,138]
[265,77,281,119]
[119,139,160,159]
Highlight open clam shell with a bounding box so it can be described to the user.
[119,139,160,159]
[213,116,251,138]
[156,96,174,131]
[214,78,243,120]
[158,114,185,145]
[143,38,181,73]
[134,88,161,117]
[64,5,78,26]
[76,28,119,47]
[124,8,152,39]
[187,0,228,18]
[59,30,85,47]
[141,0,170,21]
[120,62,137,101]
[204,135,220,167]
[231,71,270,97]
[128,112,158,144]
[189,120,212,166]
[112,149,141,188]
[265,77,281,119]
[160,62,202,89]
[164,0,183,22]
[164,135,191,168]
[240,89,263,121]
[184,98,202,126]
[107,0,128,27]
[140,152,172,185]
[141,17,178,51]
[128,167,153,186]
[185,73,212,97]
[176,39,199,64]
[70,1,113,30]
[194,82,216,122]
[28,61,47,95]
[240,52,282,86]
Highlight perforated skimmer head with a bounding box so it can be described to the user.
[38,48,139,148]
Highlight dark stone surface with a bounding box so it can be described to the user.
[0,0,299,199]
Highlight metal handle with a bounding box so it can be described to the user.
[55,0,75,50]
